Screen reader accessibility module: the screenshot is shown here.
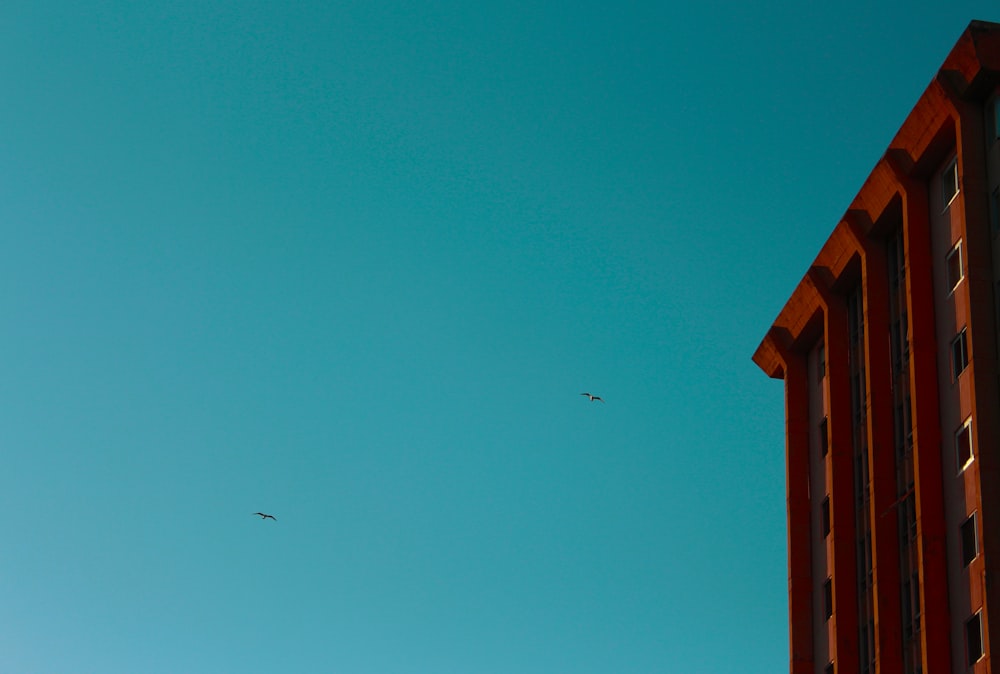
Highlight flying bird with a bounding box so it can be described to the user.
[253,512,277,521]
[581,393,604,402]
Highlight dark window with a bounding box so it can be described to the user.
[947,240,964,292]
[818,345,826,380]
[962,513,978,567]
[822,497,831,538]
[957,419,974,472]
[902,572,922,637]
[967,612,984,666]
[902,579,913,638]
[906,495,917,540]
[825,664,834,674]
[942,158,959,208]
[824,578,833,620]
[820,417,829,457]
[992,187,1000,237]
[951,328,969,379]
[997,282,1000,328]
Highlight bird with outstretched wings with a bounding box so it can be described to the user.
[253,512,277,521]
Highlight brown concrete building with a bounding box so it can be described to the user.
[753,20,1000,674]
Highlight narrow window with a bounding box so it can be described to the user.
[902,579,913,637]
[906,494,917,540]
[820,417,829,457]
[825,664,834,674]
[961,512,978,567]
[818,344,826,380]
[900,572,922,635]
[947,240,964,292]
[822,497,831,538]
[824,578,833,620]
[956,418,974,473]
[942,157,959,209]
[967,612,985,666]
[993,98,1000,141]
[951,328,969,379]
[992,186,1000,237]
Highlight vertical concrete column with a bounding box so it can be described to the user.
[846,217,904,674]
[771,329,815,674]
[895,165,951,674]
[811,270,861,673]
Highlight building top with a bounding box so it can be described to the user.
[753,19,1000,379]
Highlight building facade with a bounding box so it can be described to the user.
[753,21,1000,674]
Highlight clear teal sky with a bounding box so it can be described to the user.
[2,2,997,673]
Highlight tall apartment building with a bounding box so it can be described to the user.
[753,20,1000,674]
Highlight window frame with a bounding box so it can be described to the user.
[956,417,974,474]
[992,186,1000,237]
[951,328,969,381]
[823,578,833,621]
[992,98,1000,143]
[946,239,964,295]
[961,512,978,568]
[967,611,985,666]
[942,157,959,210]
